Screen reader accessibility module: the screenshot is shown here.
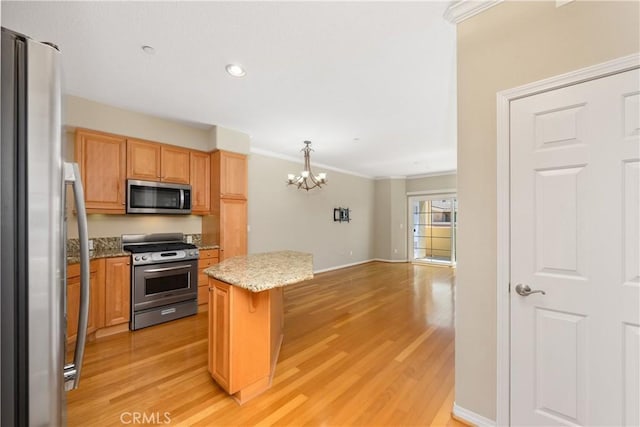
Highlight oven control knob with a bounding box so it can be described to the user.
[142,256,148,261]
[134,256,140,261]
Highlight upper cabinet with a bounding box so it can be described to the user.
[161,145,191,184]
[75,129,127,213]
[212,150,247,200]
[190,151,211,214]
[127,139,190,184]
[126,139,160,181]
[75,128,247,218]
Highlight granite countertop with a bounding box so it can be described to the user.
[67,244,220,264]
[198,244,220,250]
[67,249,129,264]
[204,251,313,292]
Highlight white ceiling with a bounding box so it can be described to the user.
[2,1,456,178]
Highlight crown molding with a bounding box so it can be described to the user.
[443,0,503,24]
[407,169,457,179]
[374,175,407,180]
[250,147,374,179]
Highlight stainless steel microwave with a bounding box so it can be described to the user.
[126,179,192,214]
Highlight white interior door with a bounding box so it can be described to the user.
[510,68,639,426]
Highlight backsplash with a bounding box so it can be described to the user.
[67,234,202,258]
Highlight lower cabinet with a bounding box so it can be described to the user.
[67,256,131,343]
[104,257,131,327]
[66,260,101,344]
[208,278,283,403]
[198,249,219,305]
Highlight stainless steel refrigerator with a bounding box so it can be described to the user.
[1,27,90,426]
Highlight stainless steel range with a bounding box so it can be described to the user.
[122,233,199,330]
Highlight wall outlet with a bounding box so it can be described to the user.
[88,239,94,250]
[186,235,193,244]
[349,250,353,256]
[394,248,398,254]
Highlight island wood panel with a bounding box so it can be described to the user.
[270,286,284,371]
[66,262,464,427]
[210,280,231,390]
[208,278,273,402]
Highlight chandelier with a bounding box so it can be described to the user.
[287,141,328,191]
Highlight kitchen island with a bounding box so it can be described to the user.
[203,251,313,403]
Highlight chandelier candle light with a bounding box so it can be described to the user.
[287,141,328,191]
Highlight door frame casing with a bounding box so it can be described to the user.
[495,53,640,426]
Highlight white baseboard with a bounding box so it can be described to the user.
[313,259,375,274]
[371,258,409,263]
[313,258,409,274]
[453,403,496,427]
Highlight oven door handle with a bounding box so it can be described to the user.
[143,265,193,273]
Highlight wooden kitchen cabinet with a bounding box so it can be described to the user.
[198,249,219,305]
[212,150,247,200]
[75,129,127,213]
[161,145,191,184]
[203,150,248,261]
[104,256,131,327]
[219,199,247,261]
[190,151,211,214]
[208,278,282,403]
[127,139,191,184]
[209,280,231,390]
[66,259,103,344]
[127,139,161,181]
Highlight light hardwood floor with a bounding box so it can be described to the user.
[67,262,465,426]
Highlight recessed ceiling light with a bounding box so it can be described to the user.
[141,45,155,55]
[225,64,246,78]
[353,138,360,142]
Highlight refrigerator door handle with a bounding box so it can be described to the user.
[63,162,90,390]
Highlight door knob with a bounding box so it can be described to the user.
[515,283,546,296]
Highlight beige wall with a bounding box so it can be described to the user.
[373,179,408,260]
[376,174,457,261]
[247,153,375,272]
[456,0,640,420]
[389,179,408,261]
[65,95,213,150]
[374,180,392,259]
[406,173,456,193]
[212,126,251,154]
